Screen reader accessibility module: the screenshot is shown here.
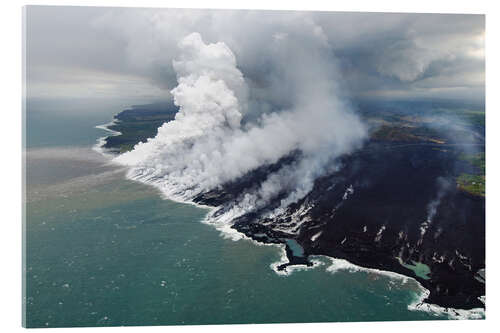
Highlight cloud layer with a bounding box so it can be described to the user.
[25,7,485,105]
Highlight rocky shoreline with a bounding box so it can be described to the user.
[194,143,485,310]
[102,104,485,312]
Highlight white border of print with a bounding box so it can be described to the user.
[1,0,498,333]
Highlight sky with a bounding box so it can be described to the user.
[25,6,485,113]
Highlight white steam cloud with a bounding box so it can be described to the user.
[114,32,366,227]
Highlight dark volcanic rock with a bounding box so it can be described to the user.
[103,100,485,311]
[205,142,485,310]
[301,144,485,309]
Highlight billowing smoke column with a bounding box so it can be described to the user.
[115,32,367,227]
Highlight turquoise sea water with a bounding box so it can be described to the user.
[24,109,449,327]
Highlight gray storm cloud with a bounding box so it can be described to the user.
[114,32,366,225]
[26,7,484,105]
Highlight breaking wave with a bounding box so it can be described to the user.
[105,32,484,320]
[325,257,485,320]
[93,120,122,157]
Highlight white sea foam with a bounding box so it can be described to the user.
[108,137,486,322]
[201,208,246,242]
[326,257,409,283]
[269,247,325,276]
[408,288,485,320]
[112,32,366,233]
[100,32,483,319]
[93,119,122,157]
[325,257,485,320]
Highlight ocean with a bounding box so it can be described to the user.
[24,108,466,328]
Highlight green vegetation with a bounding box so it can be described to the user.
[362,102,485,197]
[456,152,485,197]
[359,100,484,145]
[457,174,485,197]
[105,120,171,153]
[103,103,178,153]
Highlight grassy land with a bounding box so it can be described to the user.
[103,103,178,153]
[358,101,485,197]
[457,174,485,197]
[456,152,485,197]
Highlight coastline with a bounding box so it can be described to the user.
[93,112,485,321]
[93,120,122,157]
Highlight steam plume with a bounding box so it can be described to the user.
[115,32,366,227]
